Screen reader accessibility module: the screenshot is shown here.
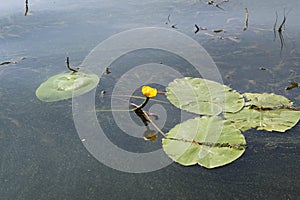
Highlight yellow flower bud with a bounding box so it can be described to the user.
[142,86,157,98]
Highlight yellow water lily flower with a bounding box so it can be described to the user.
[142,86,157,98]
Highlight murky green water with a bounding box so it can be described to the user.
[1,0,300,199]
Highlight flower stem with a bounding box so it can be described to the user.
[136,97,149,110]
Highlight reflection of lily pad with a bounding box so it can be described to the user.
[225,93,300,132]
[162,116,246,169]
[166,77,244,115]
[36,72,99,102]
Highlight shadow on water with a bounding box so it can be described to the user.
[1,0,300,199]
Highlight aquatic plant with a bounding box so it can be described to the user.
[225,93,300,132]
[36,57,99,102]
[144,78,300,168]
[36,71,300,168]
[162,116,246,168]
[36,72,99,102]
[166,77,244,115]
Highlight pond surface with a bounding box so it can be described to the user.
[1,0,300,199]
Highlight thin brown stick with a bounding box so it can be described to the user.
[243,8,249,31]
[25,0,29,16]
[195,24,200,34]
[142,109,166,138]
[278,10,286,33]
[131,102,166,138]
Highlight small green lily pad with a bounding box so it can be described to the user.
[225,93,300,132]
[244,93,293,108]
[166,77,244,115]
[36,72,99,102]
[162,116,246,169]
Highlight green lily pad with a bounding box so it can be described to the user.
[225,93,300,132]
[166,77,244,115]
[36,72,99,102]
[162,116,246,169]
[244,93,293,108]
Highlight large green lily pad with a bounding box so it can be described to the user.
[36,72,99,102]
[162,116,246,169]
[166,77,244,115]
[225,93,300,132]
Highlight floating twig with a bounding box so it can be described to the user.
[25,0,29,16]
[243,8,249,31]
[0,61,13,66]
[165,14,177,29]
[171,24,177,29]
[215,4,225,11]
[0,57,26,66]
[278,11,286,54]
[105,67,111,74]
[278,9,287,53]
[66,57,79,72]
[207,0,228,11]
[286,81,299,91]
[213,29,223,33]
[99,90,106,98]
[194,24,200,34]
[273,9,289,55]
[278,9,286,33]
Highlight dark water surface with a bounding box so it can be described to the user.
[1,0,300,199]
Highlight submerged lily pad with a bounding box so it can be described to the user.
[166,77,244,115]
[36,72,99,102]
[162,116,246,169]
[225,93,300,132]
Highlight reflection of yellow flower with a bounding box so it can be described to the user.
[142,86,157,98]
[143,129,157,141]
